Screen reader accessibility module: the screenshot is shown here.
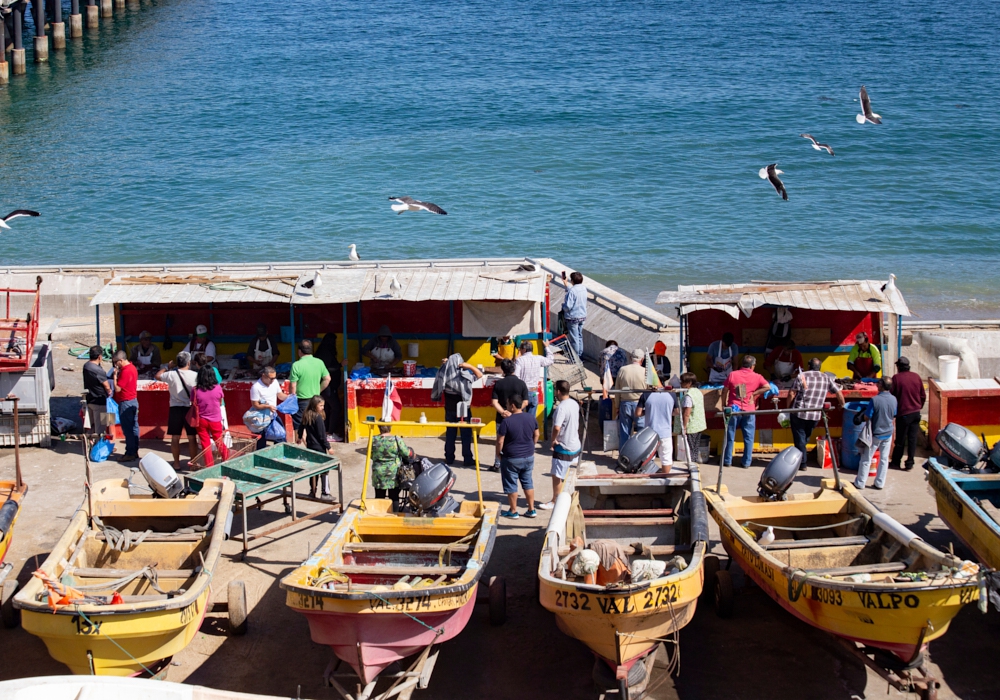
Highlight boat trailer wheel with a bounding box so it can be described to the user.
[714,569,735,619]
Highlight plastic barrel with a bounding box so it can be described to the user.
[939,355,960,383]
[840,401,869,471]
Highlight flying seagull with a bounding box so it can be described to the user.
[759,164,788,200]
[800,134,834,156]
[348,244,360,261]
[388,196,447,215]
[856,86,882,124]
[0,210,40,230]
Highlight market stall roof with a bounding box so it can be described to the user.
[655,279,911,319]
[90,259,547,306]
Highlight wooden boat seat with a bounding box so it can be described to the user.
[581,509,674,517]
[67,567,196,579]
[807,562,907,577]
[94,532,205,542]
[583,517,675,527]
[763,536,870,551]
[336,565,463,576]
[343,542,471,553]
[557,544,689,557]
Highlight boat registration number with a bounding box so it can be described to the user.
[70,614,102,636]
[554,584,679,614]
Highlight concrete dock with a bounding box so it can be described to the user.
[1,342,999,699]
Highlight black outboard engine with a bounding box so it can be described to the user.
[616,427,661,475]
[936,423,984,470]
[758,446,802,501]
[404,458,459,517]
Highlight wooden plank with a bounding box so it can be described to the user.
[582,509,674,517]
[979,499,1000,526]
[344,543,471,553]
[336,565,463,576]
[578,474,668,480]
[69,567,196,579]
[94,533,205,542]
[807,562,907,577]
[558,544,690,557]
[584,517,675,527]
[763,536,870,551]
[93,501,216,518]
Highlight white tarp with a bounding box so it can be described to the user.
[462,301,542,337]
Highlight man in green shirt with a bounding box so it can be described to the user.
[847,332,882,379]
[290,339,331,431]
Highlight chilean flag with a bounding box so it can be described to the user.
[381,376,402,422]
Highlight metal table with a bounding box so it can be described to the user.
[185,443,343,559]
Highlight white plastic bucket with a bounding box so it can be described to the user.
[407,342,420,358]
[939,355,960,383]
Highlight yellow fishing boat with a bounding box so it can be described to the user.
[538,463,709,699]
[1,478,28,628]
[281,421,502,700]
[928,457,1000,570]
[14,475,242,675]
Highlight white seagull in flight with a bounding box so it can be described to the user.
[388,196,448,215]
[348,244,360,261]
[759,164,788,200]
[800,134,835,156]
[856,86,882,124]
[0,210,40,230]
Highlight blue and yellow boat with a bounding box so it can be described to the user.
[927,457,1000,570]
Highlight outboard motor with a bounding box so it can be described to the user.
[404,459,459,516]
[616,427,661,474]
[936,423,984,470]
[139,453,184,499]
[758,446,802,501]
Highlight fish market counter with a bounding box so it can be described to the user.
[133,378,293,439]
[345,375,544,443]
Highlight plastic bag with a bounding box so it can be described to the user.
[265,417,287,441]
[276,395,300,415]
[242,408,273,434]
[89,437,114,463]
[105,397,121,425]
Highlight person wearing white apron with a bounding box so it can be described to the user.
[766,337,803,389]
[706,333,738,384]
[129,330,162,376]
[247,324,280,372]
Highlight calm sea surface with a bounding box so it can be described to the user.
[1,0,998,318]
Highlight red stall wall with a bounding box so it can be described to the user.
[687,308,878,351]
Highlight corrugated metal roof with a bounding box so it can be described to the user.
[91,275,296,305]
[91,261,546,306]
[655,280,910,318]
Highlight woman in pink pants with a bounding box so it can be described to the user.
[193,366,229,467]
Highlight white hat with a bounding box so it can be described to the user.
[196,324,208,335]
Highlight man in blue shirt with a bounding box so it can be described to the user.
[854,378,898,491]
[562,271,588,359]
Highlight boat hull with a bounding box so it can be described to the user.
[539,544,703,667]
[928,460,1000,570]
[20,588,211,675]
[290,587,476,682]
[708,484,977,661]
[0,481,26,567]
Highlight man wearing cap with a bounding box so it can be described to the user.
[182,325,217,365]
[613,349,649,449]
[847,332,881,380]
[362,325,402,375]
[129,331,162,375]
[889,356,925,471]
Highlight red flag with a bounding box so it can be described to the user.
[382,376,402,422]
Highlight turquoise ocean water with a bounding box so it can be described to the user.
[1,0,998,318]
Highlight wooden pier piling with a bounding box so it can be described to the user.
[11,6,25,74]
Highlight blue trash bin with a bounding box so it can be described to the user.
[840,401,870,471]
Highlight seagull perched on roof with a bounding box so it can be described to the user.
[389,274,402,298]
[0,210,40,230]
[800,134,835,156]
[856,86,882,124]
[302,271,322,290]
[388,196,447,215]
[759,164,788,200]
[881,273,896,294]
[348,244,360,261]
